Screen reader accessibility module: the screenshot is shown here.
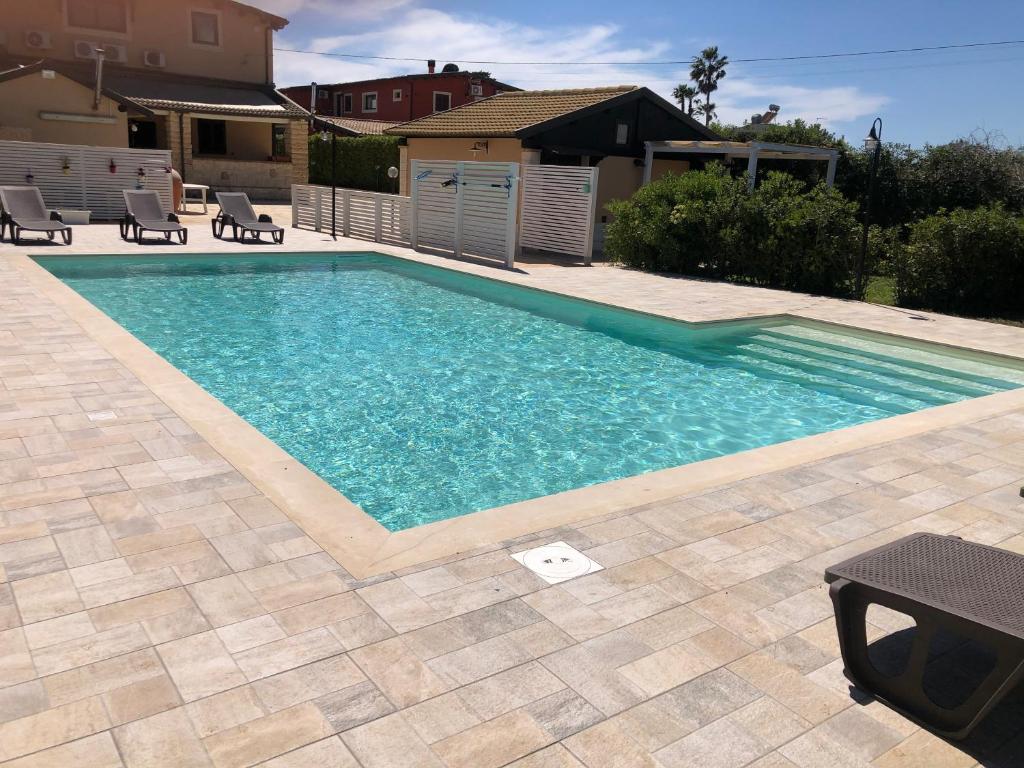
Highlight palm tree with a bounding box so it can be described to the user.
[690,46,728,126]
[693,100,717,124]
[672,84,697,115]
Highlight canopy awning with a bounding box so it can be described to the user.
[642,139,839,189]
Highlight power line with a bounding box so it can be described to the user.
[273,38,1024,67]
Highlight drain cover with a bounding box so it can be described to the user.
[511,541,603,584]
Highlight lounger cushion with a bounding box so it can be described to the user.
[134,219,184,232]
[11,219,69,232]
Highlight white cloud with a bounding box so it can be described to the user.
[713,77,889,130]
[261,1,888,130]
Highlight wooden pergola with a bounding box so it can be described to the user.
[642,140,839,190]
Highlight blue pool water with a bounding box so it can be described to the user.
[37,253,1024,531]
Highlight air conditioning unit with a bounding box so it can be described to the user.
[470,84,483,96]
[143,50,165,68]
[24,30,53,50]
[74,41,127,63]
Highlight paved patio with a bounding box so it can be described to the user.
[2,211,1024,767]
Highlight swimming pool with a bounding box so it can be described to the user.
[37,253,1024,531]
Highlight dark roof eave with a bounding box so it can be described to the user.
[514,87,719,140]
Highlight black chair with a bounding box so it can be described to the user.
[121,189,187,244]
[0,186,72,245]
[212,192,284,244]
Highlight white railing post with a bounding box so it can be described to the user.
[409,161,420,249]
[341,189,351,237]
[584,166,598,266]
[374,194,383,242]
[504,165,519,269]
[453,162,465,258]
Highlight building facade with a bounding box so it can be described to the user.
[0,0,308,200]
[387,86,718,225]
[282,64,516,124]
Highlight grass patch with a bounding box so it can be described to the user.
[864,275,896,306]
[865,274,1023,327]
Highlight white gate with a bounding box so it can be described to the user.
[410,160,519,268]
[519,165,599,264]
[0,140,172,219]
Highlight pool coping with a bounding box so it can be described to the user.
[14,250,1024,579]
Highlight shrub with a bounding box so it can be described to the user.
[308,135,401,192]
[895,205,1024,316]
[606,167,862,297]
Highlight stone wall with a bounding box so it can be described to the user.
[189,158,293,201]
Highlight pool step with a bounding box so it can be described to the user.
[723,345,958,412]
[745,334,999,400]
[756,327,1023,391]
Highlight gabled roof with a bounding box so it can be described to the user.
[386,86,718,140]
[287,71,519,92]
[317,117,402,136]
[0,60,156,116]
[224,0,289,30]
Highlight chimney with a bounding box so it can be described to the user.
[427,59,435,74]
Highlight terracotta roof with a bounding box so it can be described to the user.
[387,86,640,138]
[319,117,402,136]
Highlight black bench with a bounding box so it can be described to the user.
[825,533,1024,739]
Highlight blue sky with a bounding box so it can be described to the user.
[250,0,1024,147]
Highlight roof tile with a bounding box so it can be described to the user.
[387,86,638,137]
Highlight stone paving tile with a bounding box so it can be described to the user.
[4,225,1024,766]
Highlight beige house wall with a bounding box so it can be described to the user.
[651,157,690,181]
[288,122,308,186]
[593,155,642,223]
[5,1,274,84]
[0,71,127,147]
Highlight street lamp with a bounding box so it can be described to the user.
[856,117,883,297]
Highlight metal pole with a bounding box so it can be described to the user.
[331,131,337,240]
[856,117,882,298]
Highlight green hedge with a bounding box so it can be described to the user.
[308,135,401,193]
[605,167,862,297]
[895,205,1024,316]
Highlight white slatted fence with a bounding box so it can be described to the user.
[410,160,519,268]
[290,184,410,246]
[0,140,172,219]
[519,165,599,264]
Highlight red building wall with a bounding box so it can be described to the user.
[282,72,510,122]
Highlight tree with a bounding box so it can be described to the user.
[694,100,717,123]
[672,83,697,115]
[690,46,729,126]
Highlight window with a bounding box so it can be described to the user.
[433,92,451,112]
[362,92,377,112]
[615,122,629,145]
[342,93,353,113]
[317,89,328,100]
[393,88,402,102]
[66,0,128,34]
[196,119,226,155]
[191,10,220,46]
[272,124,287,157]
